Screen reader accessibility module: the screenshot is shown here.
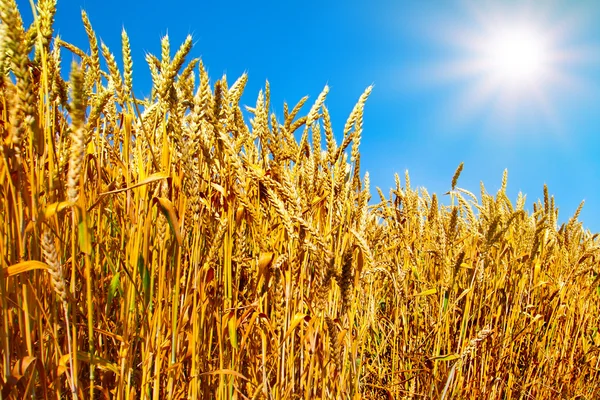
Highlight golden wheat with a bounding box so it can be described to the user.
[0,2,599,399]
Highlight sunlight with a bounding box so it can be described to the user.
[482,25,549,86]
[422,2,593,136]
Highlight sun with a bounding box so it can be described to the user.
[482,24,550,86]
[423,2,592,136]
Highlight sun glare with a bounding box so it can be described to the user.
[483,25,549,85]
[423,2,592,136]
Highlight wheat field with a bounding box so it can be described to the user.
[0,1,599,398]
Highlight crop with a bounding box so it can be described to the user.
[1,1,599,398]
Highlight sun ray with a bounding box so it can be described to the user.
[420,1,596,138]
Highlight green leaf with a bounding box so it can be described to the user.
[442,290,450,312]
[106,272,120,310]
[137,255,150,307]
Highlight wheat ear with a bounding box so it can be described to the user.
[66,62,86,203]
[41,229,77,399]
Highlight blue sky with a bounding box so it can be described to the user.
[18,0,600,232]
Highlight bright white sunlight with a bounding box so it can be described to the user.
[428,2,593,132]
[481,24,550,86]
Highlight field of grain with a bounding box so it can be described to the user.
[1,1,599,398]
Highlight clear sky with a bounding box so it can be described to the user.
[17,0,600,232]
